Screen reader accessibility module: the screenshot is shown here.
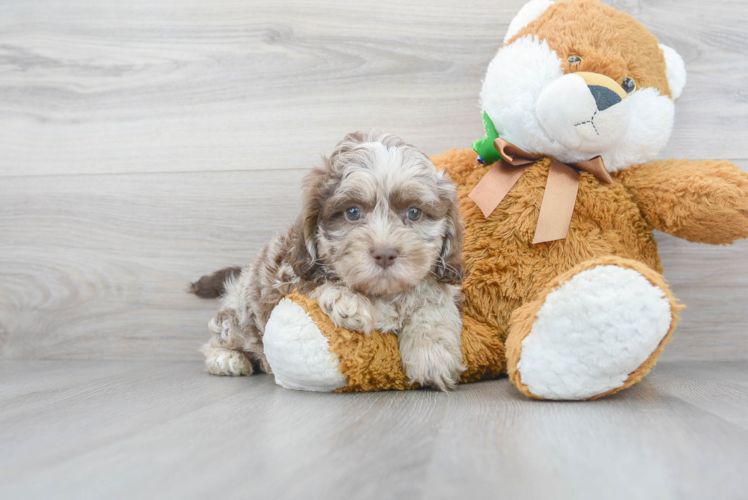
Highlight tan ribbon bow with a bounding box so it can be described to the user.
[468,138,613,244]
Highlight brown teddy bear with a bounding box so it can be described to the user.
[261,0,748,399]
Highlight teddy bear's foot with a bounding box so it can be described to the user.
[264,292,508,392]
[506,257,681,400]
[263,297,347,392]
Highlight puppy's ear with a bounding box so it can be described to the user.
[289,166,328,280]
[434,174,465,285]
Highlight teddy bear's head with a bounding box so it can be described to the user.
[479,0,686,171]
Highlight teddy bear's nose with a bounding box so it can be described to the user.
[574,71,628,112]
[588,85,622,112]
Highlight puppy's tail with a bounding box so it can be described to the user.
[189,266,243,299]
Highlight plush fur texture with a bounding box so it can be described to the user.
[616,159,748,244]
[503,0,555,44]
[659,44,687,100]
[263,298,347,392]
[267,143,746,397]
[506,256,681,400]
[219,0,748,399]
[483,0,680,171]
[265,291,506,392]
[199,132,467,390]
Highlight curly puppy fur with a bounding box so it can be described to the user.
[198,132,466,390]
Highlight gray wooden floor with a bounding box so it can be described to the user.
[2,360,748,500]
[2,0,748,498]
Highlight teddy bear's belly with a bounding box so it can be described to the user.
[456,160,661,343]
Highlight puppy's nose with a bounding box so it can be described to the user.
[371,248,398,269]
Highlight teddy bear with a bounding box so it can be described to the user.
[260,0,748,399]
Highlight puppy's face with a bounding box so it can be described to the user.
[293,133,463,296]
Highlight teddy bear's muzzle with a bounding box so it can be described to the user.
[575,72,628,109]
[535,71,631,155]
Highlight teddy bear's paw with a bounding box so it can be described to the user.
[400,335,466,392]
[511,263,676,400]
[263,298,347,392]
[317,286,377,334]
[201,346,254,376]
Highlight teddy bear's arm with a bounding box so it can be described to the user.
[614,159,748,244]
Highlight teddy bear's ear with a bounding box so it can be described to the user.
[503,0,555,45]
[659,44,687,100]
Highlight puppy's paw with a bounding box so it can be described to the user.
[208,309,240,345]
[318,287,377,333]
[401,338,466,392]
[202,346,253,376]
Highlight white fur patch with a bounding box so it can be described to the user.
[263,298,347,392]
[603,88,674,172]
[517,265,672,400]
[481,36,564,158]
[660,44,687,100]
[535,73,631,154]
[504,0,555,45]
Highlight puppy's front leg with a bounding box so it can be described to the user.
[398,298,465,391]
[313,283,377,334]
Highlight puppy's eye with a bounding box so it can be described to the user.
[406,207,422,221]
[345,206,362,221]
[567,55,582,65]
[622,77,636,94]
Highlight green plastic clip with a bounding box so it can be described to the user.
[472,111,502,165]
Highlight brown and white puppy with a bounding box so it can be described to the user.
[197,132,466,390]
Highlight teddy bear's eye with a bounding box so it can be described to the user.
[622,77,637,94]
[567,55,582,65]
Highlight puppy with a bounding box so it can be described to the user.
[196,132,466,390]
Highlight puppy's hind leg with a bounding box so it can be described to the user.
[202,346,253,376]
[202,309,254,376]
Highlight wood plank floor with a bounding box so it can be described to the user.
[2,360,747,500]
